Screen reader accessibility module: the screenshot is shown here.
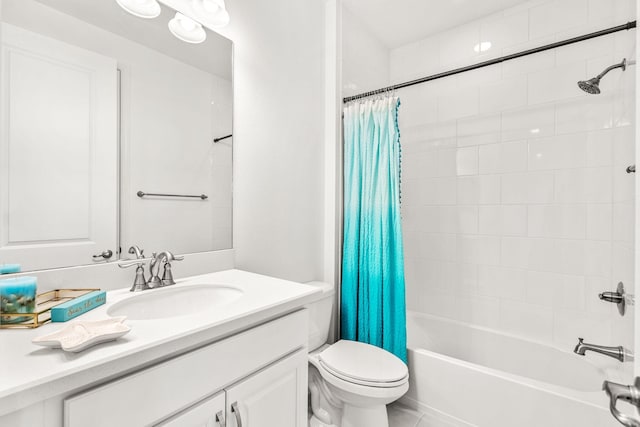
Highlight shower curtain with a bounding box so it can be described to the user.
[341,96,407,363]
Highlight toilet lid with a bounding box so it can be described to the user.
[318,340,408,386]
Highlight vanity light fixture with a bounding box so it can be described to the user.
[168,12,207,44]
[192,0,230,28]
[115,0,161,19]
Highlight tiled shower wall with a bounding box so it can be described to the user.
[395,0,636,357]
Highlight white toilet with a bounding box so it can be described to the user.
[306,282,409,427]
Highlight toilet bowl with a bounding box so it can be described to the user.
[305,282,409,427]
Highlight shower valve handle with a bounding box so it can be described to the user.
[598,282,628,316]
[603,378,640,427]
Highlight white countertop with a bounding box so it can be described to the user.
[0,269,322,416]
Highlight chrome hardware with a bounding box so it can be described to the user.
[627,165,636,173]
[599,282,627,316]
[162,262,176,286]
[231,402,242,427]
[128,245,144,259]
[149,251,184,288]
[603,378,640,427]
[137,191,208,200]
[215,410,226,427]
[118,260,149,292]
[573,338,633,362]
[92,249,113,261]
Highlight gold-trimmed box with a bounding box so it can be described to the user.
[0,289,99,329]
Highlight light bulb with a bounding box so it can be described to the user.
[179,15,197,31]
[192,0,230,28]
[168,12,207,44]
[202,0,220,13]
[115,0,161,19]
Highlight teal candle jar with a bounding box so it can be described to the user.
[0,277,37,324]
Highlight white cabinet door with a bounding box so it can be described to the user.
[0,23,117,270]
[226,350,308,427]
[156,392,226,427]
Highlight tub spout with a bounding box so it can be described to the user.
[574,338,632,363]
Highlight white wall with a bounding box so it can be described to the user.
[394,0,636,377]
[341,6,389,97]
[214,0,327,282]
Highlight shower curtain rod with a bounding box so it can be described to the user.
[343,21,637,103]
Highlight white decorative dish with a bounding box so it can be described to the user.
[32,316,131,352]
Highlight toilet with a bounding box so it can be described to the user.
[305,282,409,427]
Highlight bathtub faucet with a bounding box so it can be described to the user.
[573,338,633,363]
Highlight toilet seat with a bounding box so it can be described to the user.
[317,340,408,388]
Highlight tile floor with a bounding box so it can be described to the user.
[388,402,472,427]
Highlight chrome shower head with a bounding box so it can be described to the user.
[577,77,601,94]
[577,58,627,95]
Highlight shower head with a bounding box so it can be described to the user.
[577,77,601,94]
[577,58,627,95]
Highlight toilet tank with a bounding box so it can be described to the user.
[304,281,335,351]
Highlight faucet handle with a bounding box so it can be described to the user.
[118,260,146,269]
[128,245,145,259]
[119,260,149,292]
[162,262,176,286]
[603,378,640,427]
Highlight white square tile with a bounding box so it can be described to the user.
[437,149,457,177]
[502,172,554,204]
[480,10,529,54]
[527,205,586,239]
[479,75,527,114]
[457,235,500,265]
[500,237,530,269]
[456,147,478,176]
[501,106,555,141]
[455,295,501,328]
[438,88,479,122]
[478,265,526,301]
[528,134,587,171]
[499,300,553,342]
[457,206,479,234]
[586,203,612,240]
[528,62,586,106]
[478,205,501,235]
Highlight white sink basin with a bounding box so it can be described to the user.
[107,284,244,320]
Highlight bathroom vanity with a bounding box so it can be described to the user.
[0,270,321,426]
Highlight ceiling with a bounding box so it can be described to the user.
[33,0,232,79]
[342,0,533,48]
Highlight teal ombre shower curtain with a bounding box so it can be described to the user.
[341,96,407,363]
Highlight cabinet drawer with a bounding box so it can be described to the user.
[64,309,307,427]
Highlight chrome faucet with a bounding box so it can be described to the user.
[148,251,184,288]
[118,246,149,292]
[574,338,633,363]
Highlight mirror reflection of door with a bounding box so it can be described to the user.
[0,23,118,271]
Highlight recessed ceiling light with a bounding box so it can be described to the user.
[168,12,207,44]
[115,0,161,19]
[192,0,230,28]
[530,128,540,134]
[473,41,492,53]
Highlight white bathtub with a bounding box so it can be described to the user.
[400,312,631,427]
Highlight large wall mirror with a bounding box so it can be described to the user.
[0,0,233,272]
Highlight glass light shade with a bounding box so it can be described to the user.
[115,0,161,19]
[192,0,230,28]
[168,12,207,44]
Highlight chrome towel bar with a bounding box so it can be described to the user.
[137,191,208,200]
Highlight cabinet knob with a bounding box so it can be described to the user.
[231,402,243,427]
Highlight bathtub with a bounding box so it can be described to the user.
[400,312,632,427]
